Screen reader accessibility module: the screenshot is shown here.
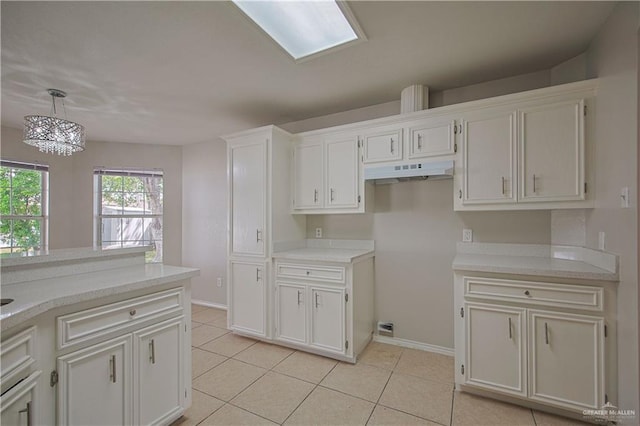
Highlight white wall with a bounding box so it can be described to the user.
[584,2,639,417]
[0,126,184,265]
[182,139,228,306]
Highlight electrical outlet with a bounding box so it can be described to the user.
[315,227,322,238]
[598,232,606,251]
[462,228,473,242]
[216,277,223,288]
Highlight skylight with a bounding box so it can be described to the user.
[232,0,363,61]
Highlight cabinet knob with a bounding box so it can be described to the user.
[130,309,137,316]
[524,290,530,296]
[306,271,310,275]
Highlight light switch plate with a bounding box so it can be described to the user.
[462,229,473,242]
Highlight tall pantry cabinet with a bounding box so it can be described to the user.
[224,126,306,338]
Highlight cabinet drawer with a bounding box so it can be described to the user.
[1,327,36,393]
[57,288,184,350]
[464,277,602,311]
[276,263,345,284]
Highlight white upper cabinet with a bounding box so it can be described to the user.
[461,109,517,205]
[362,127,402,163]
[293,133,364,214]
[293,142,323,209]
[229,139,266,257]
[519,99,585,202]
[225,125,305,257]
[407,118,456,159]
[455,80,595,211]
[326,136,359,209]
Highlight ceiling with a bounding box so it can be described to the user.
[1,1,615,146]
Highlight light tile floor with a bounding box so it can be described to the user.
[174,305,591,426]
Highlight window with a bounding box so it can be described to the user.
[0,160,49,255]
[95,168,163,263]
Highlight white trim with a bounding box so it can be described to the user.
[372,334,455,357]
[191,299,227,310]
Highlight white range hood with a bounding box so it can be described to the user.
[364,160,454,184]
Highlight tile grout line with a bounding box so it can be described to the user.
[279,360,341,425]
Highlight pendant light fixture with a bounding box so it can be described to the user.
[23,89,86,156]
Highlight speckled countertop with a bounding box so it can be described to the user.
[452,243,618,282]
[273,239,375,263]
[0,263,199,331]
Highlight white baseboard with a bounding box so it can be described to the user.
[372,335,454,357]
[191,299,227,310]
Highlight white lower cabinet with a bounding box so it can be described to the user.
[528,310,603,410]
[310,287,345,353]
[465,303,526,396]
[229,260,266,337]
[456,274,612,415]
[134,318,184,425]
[1,371,40,426]
[275,283,307,344]
[58,335,133,426]
[274,257,374,362]
[56,288,189,426]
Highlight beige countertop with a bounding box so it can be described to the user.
[452,243,618,282]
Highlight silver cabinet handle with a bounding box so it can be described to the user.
[524,290,530,296]
[297,290,303,305]
[417,134,422,150]
[256,229,262,243]
[314,293,319,308]
[256,268,261,282]
[533,174,537,193]
[313,189,318,203]
[109,354,116,383]
[501,177,506,195]
[18,402,32,426]
[330,188,335,202]
[149,339,156,364]
[544,322,549,345]
[508,317,512,340]
[390,138,394,154]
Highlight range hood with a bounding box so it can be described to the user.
[364,160,454,184]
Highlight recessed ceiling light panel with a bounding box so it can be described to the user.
[232,0,364,61]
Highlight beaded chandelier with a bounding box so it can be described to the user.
[23,89,86,156]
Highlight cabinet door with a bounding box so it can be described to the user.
[528,310,604,410]
[461,110,517,204]
[310,287,345,353]
[275,283,306,344]
[293,142,323,209]
[465,303,526,397]
[229,260,266,337]
[326,137,359,209]
[229,141,266,256]
[58,335,132,426]
[134,317,184,426]
[408,119,455,159]
[1,371,39,426]
[519,99,585,202]
[362,129,402,163]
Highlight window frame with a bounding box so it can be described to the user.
[0,160,49,254]
[94,168,163,262]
